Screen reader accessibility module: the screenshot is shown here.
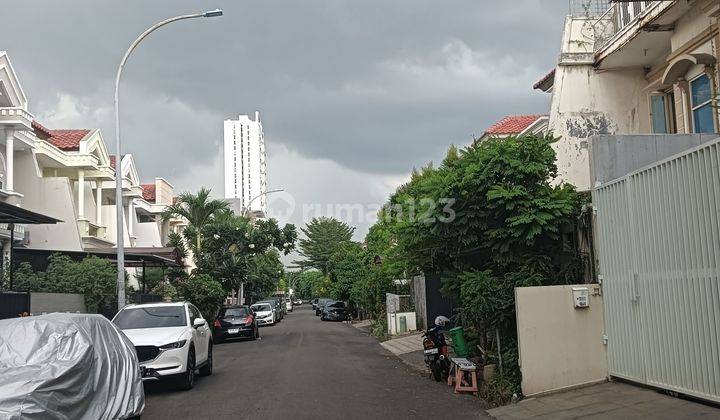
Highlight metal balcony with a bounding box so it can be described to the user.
[590,1,660,52]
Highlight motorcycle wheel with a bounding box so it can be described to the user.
[430,362,443,382]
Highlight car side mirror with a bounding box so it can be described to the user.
[193,318,207,328]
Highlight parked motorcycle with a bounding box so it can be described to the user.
[422,316,451,382]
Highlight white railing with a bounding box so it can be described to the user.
[592,1,656,52]
[0,223,26,239]
[569,0,612,17]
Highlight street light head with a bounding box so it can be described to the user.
[203,9,223,18]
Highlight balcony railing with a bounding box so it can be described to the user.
[0,223,26,240]
[591,1,656,52]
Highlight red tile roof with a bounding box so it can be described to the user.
[47,129,90,151]
[141,183,156,202]
[31,120,52,140]
[533,69,555,91]
[484,115,547,135]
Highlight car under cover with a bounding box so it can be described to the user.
[0,313,145,420]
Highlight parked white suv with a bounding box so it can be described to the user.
[113,302,213,390]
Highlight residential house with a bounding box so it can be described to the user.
[0,50,190,289]
[477,114,549,142]
[534,0,720,403]
[539,0,720,190]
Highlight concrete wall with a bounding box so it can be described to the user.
[30,292,86,314]
[387,312,417,335]
[515,284,607,397]
[15,151,83,251]
[411,274,427,330]
[591,134,719,184]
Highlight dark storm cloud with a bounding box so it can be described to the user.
[1,0,567,182]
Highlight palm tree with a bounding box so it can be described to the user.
[162,187,229,253]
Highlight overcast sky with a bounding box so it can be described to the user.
[2,0,567,241]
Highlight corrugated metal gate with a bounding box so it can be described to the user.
[593,138,720,403]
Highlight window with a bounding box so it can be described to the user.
[650,91,676,134]
[690,74,715,133]
[189,304,201,323]
[113,306,187,329]
[650,95,668,134]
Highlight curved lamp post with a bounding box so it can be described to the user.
[242,188,285,217]
[115,9,223,311]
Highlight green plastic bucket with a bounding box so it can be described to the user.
[449,326,469,357]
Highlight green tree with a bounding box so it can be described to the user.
[178,273,225,321]
[327,242,369,304]
[196,211,296,298]
[161,187,229,253]
[245,250,285,303]
[296,217,354,275]
[296,270,324,299]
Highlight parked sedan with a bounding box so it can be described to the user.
[251,303,276,326]
[321,301,350,321]
[0,313,144,419]
[257,300,282,322]
[113,302,213,390]
[315,298,333,316]
[213,305,258,342]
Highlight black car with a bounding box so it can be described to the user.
[311,298,319,310]
[213,305,259,342]
[321,301,350,321]
[315,298,333,316]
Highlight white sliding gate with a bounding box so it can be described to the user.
[593,138,720,403]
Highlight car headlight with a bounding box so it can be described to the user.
[159,340,187,350]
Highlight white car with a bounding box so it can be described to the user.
[285,299,293,312]
[113,302,213,390]
[251,303,275,326]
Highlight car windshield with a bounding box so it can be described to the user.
[114,306,186,329]
[220,307,249,318]
[328,302,346,308]
[252,304,271,312]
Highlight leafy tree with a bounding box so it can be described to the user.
[196,211,296,298]
[165,231,189,285]
[296,270,324,299]
[161,187,229,253]
[327,242,369,303]
[178,273,225,321]
[296,217,354,274]
[245,250,284,303]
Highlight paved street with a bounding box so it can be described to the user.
[143,306,487,419]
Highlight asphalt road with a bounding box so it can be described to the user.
[143,306,488,420]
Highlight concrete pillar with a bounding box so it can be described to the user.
[128,199,134,237]
[78,170,85,218]
[5,129,14,191]
[96,184,102,225]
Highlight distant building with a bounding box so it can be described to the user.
[477,115,549,143]
[223,112,267,216]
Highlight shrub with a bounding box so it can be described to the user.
[179,273,225,321]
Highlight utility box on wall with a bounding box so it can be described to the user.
[572,287,590,308]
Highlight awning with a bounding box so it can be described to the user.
[0,201,62,224]
[13,247,182,271]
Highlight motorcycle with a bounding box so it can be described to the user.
[422,316,451,382]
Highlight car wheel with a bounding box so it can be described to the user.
[178,347,196,390]
[199,343,212,376]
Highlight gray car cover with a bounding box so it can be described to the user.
[0,313,144,420]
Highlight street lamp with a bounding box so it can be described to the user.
[242,188,285,217]
[114,9,223,311]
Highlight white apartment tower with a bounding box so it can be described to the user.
[223,112,267,215]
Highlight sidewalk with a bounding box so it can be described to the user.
[487,382,720,419]
[379,332,428,373]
